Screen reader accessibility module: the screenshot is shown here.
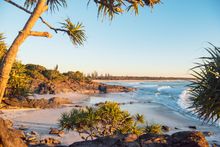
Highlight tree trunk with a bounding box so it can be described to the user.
[0,0,47,103]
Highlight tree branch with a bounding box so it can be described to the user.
[4,0,67,34]
[28,31,52,38]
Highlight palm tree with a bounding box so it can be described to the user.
[189,44,220,123]
[0,0,160,103]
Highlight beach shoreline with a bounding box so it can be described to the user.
[0,89,220,146]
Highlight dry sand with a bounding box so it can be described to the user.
[0,92,220,145]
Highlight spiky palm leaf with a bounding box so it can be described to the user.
[189,44,220,123]
[24,0,67,12]
[90,0,160,20]
[60,19,86,46]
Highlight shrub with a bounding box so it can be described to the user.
[145,122,162,134]
[25,64,46,72]
[189,44,220,123]
[63,71,85,82]
[42,69,64,81]
[59,101,145,140]
[5,61,31,98]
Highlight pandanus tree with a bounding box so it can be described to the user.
[189,44,220,124]
[0,0,160,103]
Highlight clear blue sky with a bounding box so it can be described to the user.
[0,0,220,77]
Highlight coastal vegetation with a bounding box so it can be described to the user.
[59,101,162,140]
[190,44,220,123]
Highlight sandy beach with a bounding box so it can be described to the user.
[0,91,220,146]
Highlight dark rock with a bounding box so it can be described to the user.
[40,137,61,145]
[74,105,82,108]
[19,125,29,131]
[49,128,60,134]
[98,84,107,93]
[69,137,120,147]
[202,131,214,137]
[30,131,39,136]
[49,128,65,137]
[139,134,171,147]
[69,131,209,147]
[36,82,56,94]
[49,97,72,105]
[0,117,27,147]
[161,125,170,132]
[188,126,197,129]
[174,127,179,130]
[171,131,209,147]
[123,134,138,142]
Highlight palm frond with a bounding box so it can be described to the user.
[24,0,67,12]
[90,0,160,20]
[189,44,220,123]
[60,18,86,46]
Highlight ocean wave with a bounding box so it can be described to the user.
[134,84,158,88]
[177,89,192,111]
[157,86,172,91]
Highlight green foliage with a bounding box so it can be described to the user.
[5,61,31,98]
[59,101,145,140]
[64,71,85,82]
[90,0,161,20]
[24,0,67,12]
[60,19,86,46]
[42,69,64,81]
[25,64,47,80]
[0,33,7,61]
[189,44,220,123]
[145,122,162,134]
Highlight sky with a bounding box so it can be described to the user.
[0,0,220,77]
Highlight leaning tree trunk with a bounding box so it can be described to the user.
[0,0,47,103]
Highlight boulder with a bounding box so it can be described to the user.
[49,128,65,136]
[19,125,29,131]
[202,131,214,137]
[171,131,209,147]
[49,97,72,105]
[0,117,27,147]
[69,131,209,147]
[123,134,138,142]
[139,133,171,147]
[69,137,120,147]
[161,125,170,132]
[40,137,61,145]
[188,126,197,129]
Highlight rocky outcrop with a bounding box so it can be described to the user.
[49,97,72,105]
[2,97,72,109]
[171,131,209,147]
[69,131,209,147]
[34,80,135,95]
[0,117,27,147]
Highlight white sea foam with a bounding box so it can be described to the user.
[134,84,158,88]
[157,86,172,91]
[177,89,192,110]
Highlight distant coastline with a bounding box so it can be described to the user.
[92,76,194,81]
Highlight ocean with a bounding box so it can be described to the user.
[89,80,193,119]
[87,80,220,143]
